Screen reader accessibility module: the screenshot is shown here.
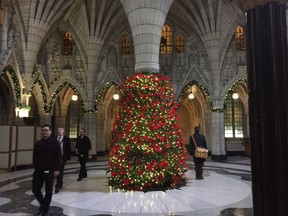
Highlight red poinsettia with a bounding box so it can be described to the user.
[108,73,188,191]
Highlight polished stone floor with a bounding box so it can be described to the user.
[0,155,253,216]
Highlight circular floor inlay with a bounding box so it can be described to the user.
[51,171,251,214]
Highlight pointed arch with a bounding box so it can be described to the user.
[95,81,121,109]
[0,67,16,124]
[178,80,212,110]
[31,76,50,113]
[177,80,211,145]
[48,78,87,113]
[222,78,247,112]
[1,65,22,107]
[223,79,248,138]
[40,20,88,70]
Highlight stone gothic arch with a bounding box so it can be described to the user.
[178,81,211,146]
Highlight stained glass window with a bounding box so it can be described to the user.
[63,32,73,55]
[120,36,130,54]
[161,25,172,54]
[175,34,185,53]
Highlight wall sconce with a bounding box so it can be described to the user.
[188,92,195,99]
[113,93,120,100]
[15,107,30,117]
[15,107,19,117]
[71,94,78,101]
[232,93,239,99]
[19,109,29,117]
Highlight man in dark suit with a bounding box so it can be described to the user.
[75,128,92,181]
[55,127,71,193]
[32,124,61,215]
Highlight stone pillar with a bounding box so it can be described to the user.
[245,1,288,215]
[21,93,31,107]
[95,118,107,155]
[38,114,52,126]
[83,113,97,157]
[120,0,173,73]
[54,115,66,128]
[210,111,226,161]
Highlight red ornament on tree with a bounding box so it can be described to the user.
[108,73,187,191]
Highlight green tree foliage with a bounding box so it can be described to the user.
[108,73,187,191]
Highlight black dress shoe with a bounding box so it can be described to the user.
[77,178,82,181]
[196,177,204,180]
[55,187,60,193]
[41,207,48,215]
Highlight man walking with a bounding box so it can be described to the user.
[32,124,62,215]
[55,127,71,193]
[75,128,92,181]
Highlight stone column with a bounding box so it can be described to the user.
[120,0,173,73]
[38,113,52,126]
[245,1,288,215]
[95,118,107,155]
[83,113,97,158]
[54,115,66,130]
[210,110,226,161]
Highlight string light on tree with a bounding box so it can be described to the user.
[108,72,187,191]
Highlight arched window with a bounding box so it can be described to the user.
[161,24,172,54]
[63,32,73,55]
[224,96,244,138]
[120,36,131,54]
[235,26,245,50]
[175,34,185,53]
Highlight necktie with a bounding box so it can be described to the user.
[58,137,63,155]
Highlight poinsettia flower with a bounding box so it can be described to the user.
[154,145,162,153]
[108,73,187,191]
[111,172,118,177]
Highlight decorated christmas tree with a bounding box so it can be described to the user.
[108,73,187,191]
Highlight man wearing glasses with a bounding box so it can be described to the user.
[32,124,62,216]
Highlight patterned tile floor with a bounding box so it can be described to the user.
[0,155,253,216]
